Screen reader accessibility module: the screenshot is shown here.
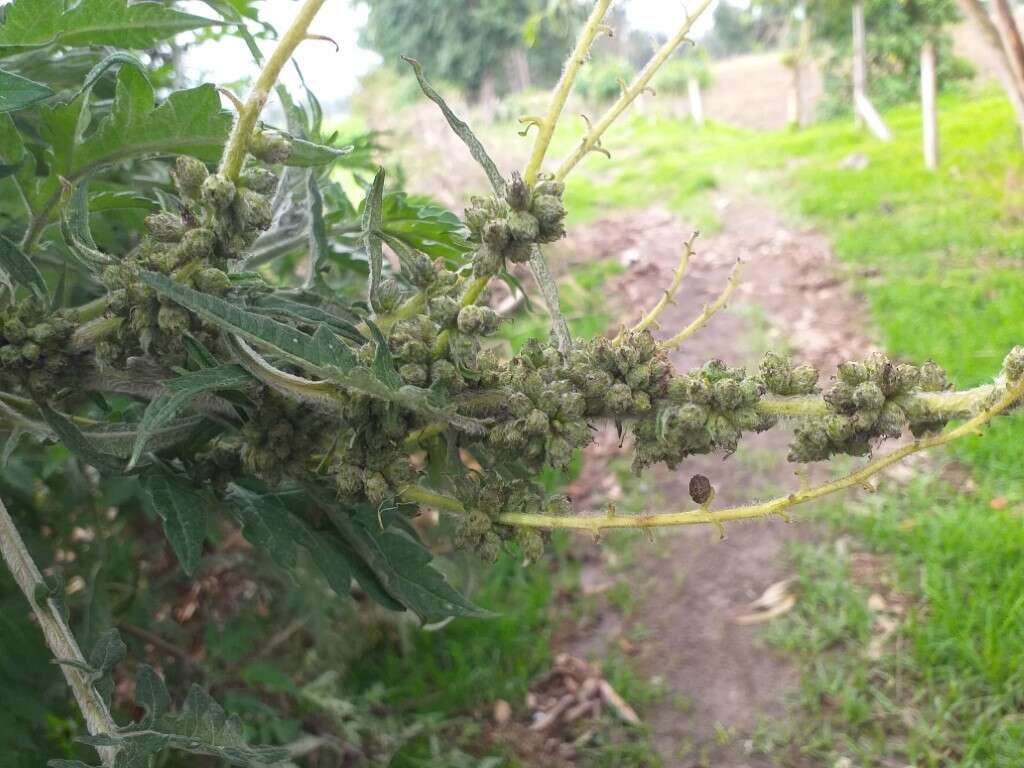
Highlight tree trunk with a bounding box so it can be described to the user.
[852,0,867,127]
[957,0,1024,145]
[993,0,1024,90]
[921,40,939,170]
[687,76,705,128]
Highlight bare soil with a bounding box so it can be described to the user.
[554,196,875,767]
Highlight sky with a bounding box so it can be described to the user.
[183,0,719,111]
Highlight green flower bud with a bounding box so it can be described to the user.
[157,305,190,334]
[876,401,906,438]
[531,194,566,226]
[477,531,503,564]
[626,362,651,389]
[1003,346,1024,382]
[605,382,633,413]
[0,345,21,366]
[235,188,273,232]
[852,382,885,411]
[201,174,236,210]
[174,156,209,199]
[515,528,545,563]
[500,241,529,266]
[677,403,708,430]
[712,378,742,410]
[20,342,40,362]
[457,305,499,335]
[239,167,279,194]
[364,471,390,506]
[825,381,856,411]
[791,364,819,394]
[194,267,232,296]
[399,362,428,387]
[507,210,539,242]
[917,361,947,391]
[144,213,186,243]
[483,219,510,249]
[249,131,292,164]
[545,494,572,516]
[533,179,565,198]
[428,296,460,326]
[372,279,404,313]
[837,361,869,386]
[509,392,533,418]
[505,172,531,211]
[398,340,431,364]
[473,245,503,277]
[525,408,550,435]
[177,228,216,261]
[2,318,27,344]
[632,390,652,412]
[27,323,53,344]
[430,359,462,390]
[889,364,920,394]
[403,251,436,288]
[547,435,573,469]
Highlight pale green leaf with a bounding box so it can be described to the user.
[362,167,385,312]
[402,56,505,194]
[0,68,52,112]
[0,0,218,52]
[285,137,353,167]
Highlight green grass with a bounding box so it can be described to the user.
[534,89,1024,765]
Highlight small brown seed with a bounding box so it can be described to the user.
[689,474,713,505]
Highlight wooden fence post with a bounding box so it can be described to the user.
[921,39,939,169]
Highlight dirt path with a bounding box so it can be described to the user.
[556,196,875,767]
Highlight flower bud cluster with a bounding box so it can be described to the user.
[790,353,949,461]
[240,391,333,485]
[0,301,78,399]
[451,471,569,562]
[463,174,567,277]
[634,359,774,470]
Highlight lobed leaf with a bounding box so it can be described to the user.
[0,0,218,52]
[362,167,386,312]
[142,470,210,577]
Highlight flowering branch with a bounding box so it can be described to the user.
[662,258,743,349]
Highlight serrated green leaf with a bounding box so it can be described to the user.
[134,665,171,726]
[250,295,364,344]
[320,495,490,622]
[362,167,385,312]
[142,470,209,577]
[226,485,352,596]
[0,68,53,112]
[367,321,402,390]
[402,56,505,195]
[377,192,472,262]
[82,416,205,460]
[285,137,353,167]
[37,403,124,473]
[0,0,218,52]
[0,232,47,300]
[87,627,126,705]
[128,364,250,469]
[75,66,232,172]
[60,180,110,271]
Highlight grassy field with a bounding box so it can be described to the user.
[542,92,1024,765]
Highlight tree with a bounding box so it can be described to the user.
[958,0,1024,145]
[1,1,1022,766]
[361,0,585,99]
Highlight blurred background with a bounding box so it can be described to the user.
[5,0,1024,766]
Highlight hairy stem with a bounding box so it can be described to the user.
[661,258,742,349]
[632,236,694,333]
[554,0,716,181]
[218,0,328,181]
[0,495,119,765]
[433,275,492,356]
[522,0,613,185]
[498,376,1024,531]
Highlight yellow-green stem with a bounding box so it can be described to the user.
[399,483,466,514]
[497,376,1024,531]
[522,0,613,185]
[218,0,328,181]
[554,0,716,181]
[432,275,491,356]
[70,317,123,351]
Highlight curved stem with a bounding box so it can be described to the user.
[432,275,491,356]
[661,258,741,349]
[632,236,694,333]
[522,0,613,185]
[554,0,716,181]
[218,0,328,181]
[0,495,119,765]
[497,376,1024,531]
